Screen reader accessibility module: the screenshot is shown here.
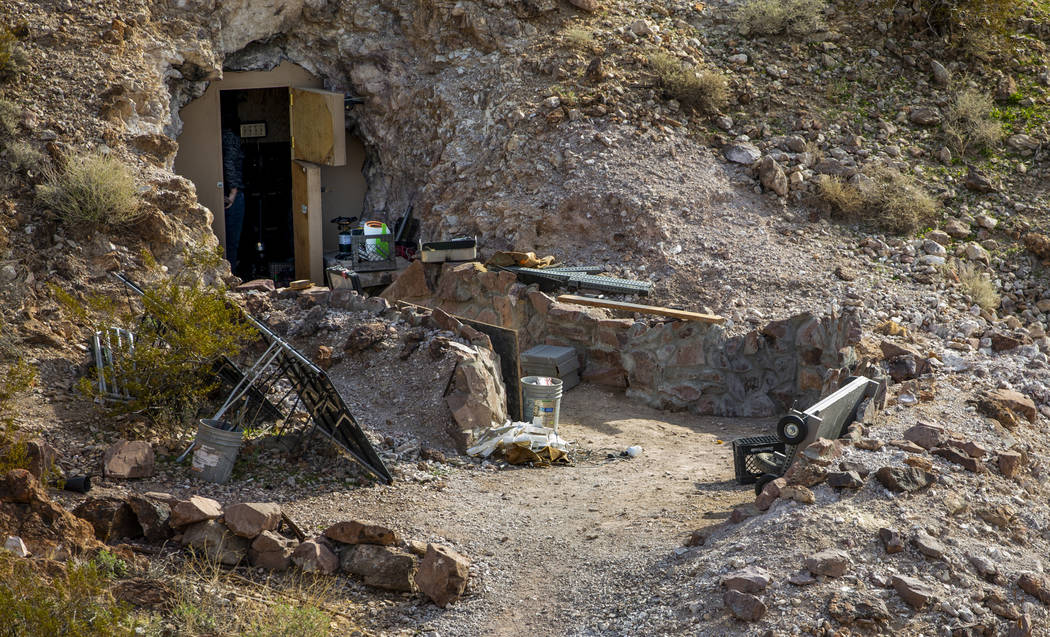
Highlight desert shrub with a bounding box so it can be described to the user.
[0,552,145,636]
[913,0,1023,39]
[735,0,827,36]
[0,26,27,81]
[943,88,1003,155]
[53,246,256,433]
[5,140,44,172]
[0,357,37,473]
[649,52,728,114]
[0,99,18,136]
[819,165,938,234]
[36,151,142,229]
[564,26,596,51]
[949,259,1000,311]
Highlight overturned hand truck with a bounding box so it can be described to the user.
[734,376,885,496]
[114,273,392,485]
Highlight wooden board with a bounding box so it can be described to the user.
[291,161,324,282]
[289,88,346,166]
[456,316,523,422]
[557,294,726,324]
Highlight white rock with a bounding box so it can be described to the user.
[4,536,29,558]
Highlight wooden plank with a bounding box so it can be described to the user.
[291,160,323,281]
[289,87,346,166]
[556,294,726,324]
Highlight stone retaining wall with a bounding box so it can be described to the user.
[408,262,859,417]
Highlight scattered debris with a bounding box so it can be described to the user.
[466,422,571,465]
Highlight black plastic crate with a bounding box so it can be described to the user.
[732,435,786,485]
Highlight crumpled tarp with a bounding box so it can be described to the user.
[466,422,571,465]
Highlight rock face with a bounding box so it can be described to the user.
[224,503,282,538]
[324,520,398,546]
[181,520,250,566]
[291,539,339,574]
[102,440,155,479]
[414,543,471,608]
[0,470,101,556]
[341,544,418,591]
[170,496,223,528]
[72,497,142,543]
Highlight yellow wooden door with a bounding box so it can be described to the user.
[289,88,346,166]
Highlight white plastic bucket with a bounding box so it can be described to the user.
[521,376,563,431]
[190,419,243,484]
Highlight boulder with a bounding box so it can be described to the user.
[102,440,155,479]
[984,389,1037,423]
[72,496,142,543]
[170,496,222,528]
[878,527,904,553]
[932,447,984,473]
[414,543,470,608]
[875,466,934,493]
[826,471,863,489]
[291,539,339,574]
[126,494,172,543]
[912,532,946,559]
[892,575,937,609]
[757,156,788,197]
[341,544,418,591]
[998,451,1025,478]
[224,503,281,538]
[722,566,770,593]
[723,589,767,621]
[249,531,297,570]
[805,549,850,577]
[323,520,398,546]
[902,423,945,450]
[754,477,785,511]
[24,439,59,481]
[181,520,249,566]
[723,142,761,165]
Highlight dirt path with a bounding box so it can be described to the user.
[284,384,770,635]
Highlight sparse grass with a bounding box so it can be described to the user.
[948,259,1000,311]
[0,98,19,136]
[734,0,827,36]
[819,165,938,234]
[563,26,596,52]
[36,151,142,230]
[4,140,44,172]
[914,0,1024,45]
[0,357,37,474]
[0,552,145,636]
[0,26,28,81]
[943,88,1003,155]
[171,550,335,637]
[649,52,728,114]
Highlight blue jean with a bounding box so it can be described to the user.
[224,191,245,271]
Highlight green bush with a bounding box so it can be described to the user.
[649,52,728,114]
[0,553,145,636]
[943,88,1003,155]
[36,151,142,230]
[735,0,827,36]
[54,247,257,434]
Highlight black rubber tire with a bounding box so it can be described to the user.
[754,473,779,496]
[777,415,808,445]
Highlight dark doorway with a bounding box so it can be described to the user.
[220,88,294,283]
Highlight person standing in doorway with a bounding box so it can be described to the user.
[221,102,245,273]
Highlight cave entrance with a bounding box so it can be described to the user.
[173,61,367,284]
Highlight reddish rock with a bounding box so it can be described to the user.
[170,496,222,528]
[892,575,937,609]
[0,470,101,556]
[998,451,1025,478]
[912,532,946,559]
[783,461,827,487]
[341,544,418,591]
[323,520,398,546]
[945,438,988,459]
[932,447,985,473]
[805,548,850,577]
[985,389,1037,423]
[415,543,470,608]
[24,439,59,481]
[723,566,770,593]
[755,477,786,511]
[249,531,297,570]
[224,502,281,539]
[1018,573,1050,604]
[102,440,155,479]
[875,466,934,493]
[801,438,841,466]
[878,527,904,553]
[781,485,816,504]
[291,539,339,574]
[723,589,767,621]
[902,423,945,450]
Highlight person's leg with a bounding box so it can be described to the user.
[224,191,245,272]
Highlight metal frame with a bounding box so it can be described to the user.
[92,327,135,402]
